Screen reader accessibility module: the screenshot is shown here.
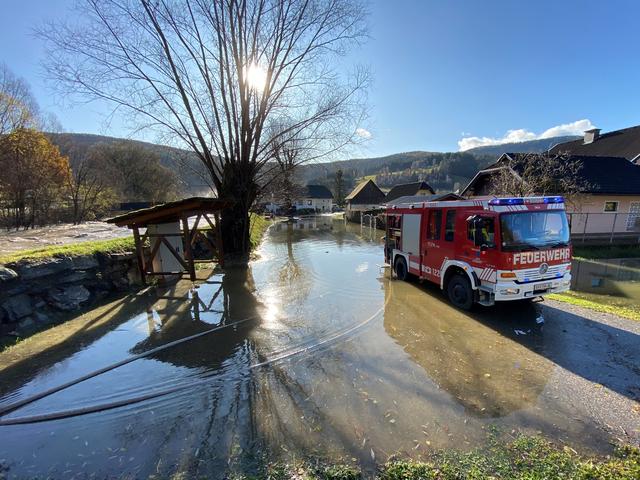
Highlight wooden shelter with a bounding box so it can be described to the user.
[107,197,232,284]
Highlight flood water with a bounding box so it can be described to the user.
[1,216,638,478]
[571,256,640,302]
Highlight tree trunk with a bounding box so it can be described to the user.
[218,168,257,261]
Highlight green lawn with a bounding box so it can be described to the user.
[549,290,640,322]
[0,237,135,265]
[230,435,639,480]
[249,213,272,250]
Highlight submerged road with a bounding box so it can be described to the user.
[0,216,638,478]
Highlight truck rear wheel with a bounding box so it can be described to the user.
[394,257,408,281]
[447,274,473,310]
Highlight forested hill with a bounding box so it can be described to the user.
[299,135,582,194]
[46,132,210,195]
[47,132,576,197]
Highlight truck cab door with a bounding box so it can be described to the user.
[462,214,499,284]
[421,208,446,282]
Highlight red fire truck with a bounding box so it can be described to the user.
[384,196,572,309]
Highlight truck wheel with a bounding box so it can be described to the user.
[447,274,473,310]
[394,257,408,281]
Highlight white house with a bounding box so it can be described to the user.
[294,185,334,212]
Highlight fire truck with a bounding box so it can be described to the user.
[384,196,572,309]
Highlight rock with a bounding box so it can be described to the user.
[3,283,27,296]
[13,257,73,280]
[59,271,91,284]
[2,294,33,321]
[48,285,91,311]
[71,256,99,270]
[34,311,53,325]
[108,252,134,261]
[0,266,18,282]
[18,316,35,329]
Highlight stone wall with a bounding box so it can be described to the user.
[0,252,140,339]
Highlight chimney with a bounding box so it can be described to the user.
[583,128,601,144]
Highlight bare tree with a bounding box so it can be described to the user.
[0,64,40,135]
[40,0,369,257]
[87,142,180,203]
[488,152,591,210]
[0,64,64,135]
[55,136,117,223]
[334,168,345,207]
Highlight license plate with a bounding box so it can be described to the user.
[534,282,552,291]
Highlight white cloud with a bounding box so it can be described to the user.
[356,127,372,139]
[458,119,596,151]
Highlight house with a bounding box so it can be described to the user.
[461,153,640,242]
[385,192,462,206]
[294,184,333,213]
[550,125,640,163]
[345,179,386,221]
[385,181,436,203]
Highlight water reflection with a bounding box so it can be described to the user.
[571,257,640,298]
[383,279,551,418]
[0,218,637,478]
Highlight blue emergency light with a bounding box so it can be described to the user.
[489,198,524,206]
[489,196,565,206]
[543,196,565,203]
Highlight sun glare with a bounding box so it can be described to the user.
[245,62,267,92]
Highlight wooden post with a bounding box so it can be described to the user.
[582,212,589,244]
[181,214,196,281]
[132,226,147,285]
[214,212,224,267]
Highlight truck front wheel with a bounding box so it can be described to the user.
[447,274,473,310]
[394,257,408,281]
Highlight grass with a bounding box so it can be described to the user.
[250,213,272,250]
[573,244,640,260]
[548,290,640,321]
[229,435,640,480]
[0,214,272,266]
[0,237,135,265]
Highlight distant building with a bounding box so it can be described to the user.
[461,153,640,241]
[345,179,386,221]
[385,193,462,206]
[550,125,640,164]
[385,181,436,203]
[294,184,334,212]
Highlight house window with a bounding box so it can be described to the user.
[307,200,313,206]
[604,201,618,212]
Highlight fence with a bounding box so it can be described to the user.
[568,212,640,245]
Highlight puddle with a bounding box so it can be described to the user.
[571,257,640,296]
[0,217,638,478]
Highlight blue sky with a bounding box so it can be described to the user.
[1,0,639,157]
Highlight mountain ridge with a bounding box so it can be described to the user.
[47,132,576,196]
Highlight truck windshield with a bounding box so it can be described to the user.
[500,211,570,251]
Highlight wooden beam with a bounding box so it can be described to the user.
[160,237,189,271]
[181,214,196,281]
[145,237,162,270]
[132,227,147,285]
[189,213,202,243]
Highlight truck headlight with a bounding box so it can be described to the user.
[500,288,520,295]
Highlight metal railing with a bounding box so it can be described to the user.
[568,212,640,245]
